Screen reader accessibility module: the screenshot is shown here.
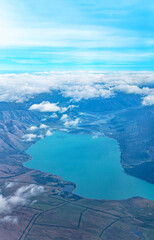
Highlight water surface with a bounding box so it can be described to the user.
[25,131,154,200]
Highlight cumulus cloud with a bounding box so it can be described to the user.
[50,113,58,118]
[40,124,48,129]
[59,107,68,113]
[22,133,37,141]
[61,114,68,121]
[29,101,61,112]
[64,118,80,128]
[63,84,113,101]
[142,94,154,106]
[0,184,44,215]
[28,126,38,131]
[46,130,52,136]
[115,84,153,95]
[0,71,153,104]
[60,114,80,128]
[29,101,69,114]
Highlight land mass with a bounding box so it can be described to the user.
[0,92,154,239]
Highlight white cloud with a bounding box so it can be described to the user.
[61,114,68,121]
[29,101,60,112]
[63,84,113,101]
[40,124,48,129]
[0,184,44,215]
[30,101,68,114]
[59,107,68,113]
[0,71,153,104]
[41,118,47,122]
[60,114,80,128]
[37,134,44,139]
[22,133,37,142]
[0,215,18,224]
[46,130,52,136]
[68,105,78,109]
[50,113,58,118]
[115,84,153,95]
[28,126,38,131]
[5,182,17,189]
[142,94,154,106]
[64,118,80,128]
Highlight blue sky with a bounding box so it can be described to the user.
[0,0,154,72]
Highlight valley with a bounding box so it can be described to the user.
[0,92,153,239]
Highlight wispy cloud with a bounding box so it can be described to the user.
[0,215,18,224]
[0,0,153,71]
[4,182,17,189]
[0,26,145,48]
[0,184,44,224]
[0,184,44,217]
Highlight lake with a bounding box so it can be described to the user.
[25,131,154,200]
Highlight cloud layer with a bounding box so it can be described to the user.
[0,71,154,105]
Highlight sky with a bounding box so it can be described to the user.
[0,0,154,72]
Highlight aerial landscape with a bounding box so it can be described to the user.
[0,1,154,240]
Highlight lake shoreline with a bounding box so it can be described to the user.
[25,131,154,201]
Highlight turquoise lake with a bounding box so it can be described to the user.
[25,131,154,200]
